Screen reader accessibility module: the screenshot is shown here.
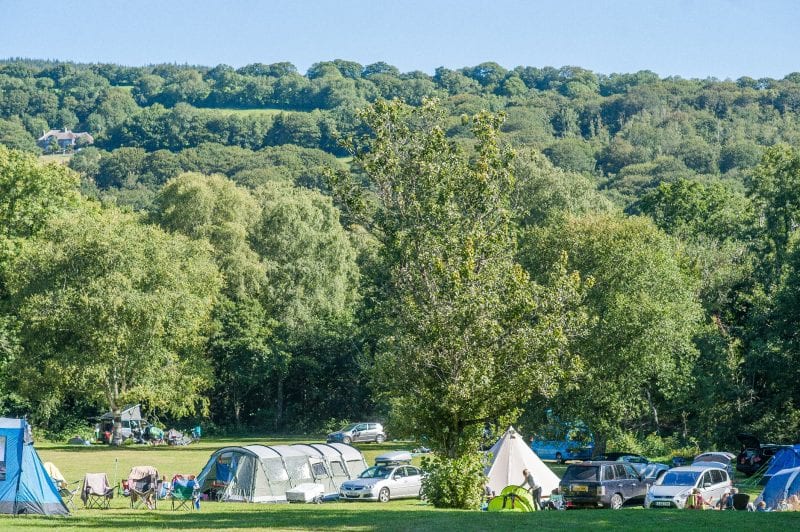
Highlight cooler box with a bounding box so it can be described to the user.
[285,483,325,503]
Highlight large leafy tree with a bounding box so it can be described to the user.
[747,144,800,284]
[250,182,360,428]
[333,99,585,458]
[153,172,267,426]
[5,204,221,443]
[0,145,80,242]
[521,214,703,451]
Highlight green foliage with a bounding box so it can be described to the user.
[338,99,588,457]
[0,145,80,240]
[4,202,222,423]
[637,177,752,241]
[747,144,800,279]
[521,214,703,449]
[607,432,700,459]
[420,452,485,509]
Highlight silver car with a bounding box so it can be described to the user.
[327,422,386,444]
[339,464,423,502]
[644,466,731,509]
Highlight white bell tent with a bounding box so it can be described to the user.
[485,426,561,497]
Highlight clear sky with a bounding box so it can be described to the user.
[1,0,798,79]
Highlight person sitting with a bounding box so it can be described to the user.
[787,494,800,511]
[717,492,731,510]
[685,488,707,510]
[756,500,770,512]
[547,487,565,510]
[158,475,171,499]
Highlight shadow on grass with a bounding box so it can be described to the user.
[2,505,798,532]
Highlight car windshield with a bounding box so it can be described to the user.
[657,471,700,486]
[695,455,726,463]
[562,466,598,481]
[358,466,392,479]
[641,465,661,478]
[340,424,359,432]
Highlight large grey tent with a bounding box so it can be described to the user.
[291,443,368,496]
[196,443,367,503]
[324,442,367,478]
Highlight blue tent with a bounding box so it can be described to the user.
[763,444,800,478]
[760,466,800,509]
[0,418,68,515]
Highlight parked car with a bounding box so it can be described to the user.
[671,456,689,467]
[327,422,386,444]
[531,424,594,463]
[560,461,648,509]
[598,453,650,473]
[640,463,670,486]
[644,465,731,509]
[736,433,790,476]
[338,464,423,502]
[692,452,736,477]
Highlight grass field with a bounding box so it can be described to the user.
[206,107,291,118]
[38,153,73,164]
[0,439,794,531]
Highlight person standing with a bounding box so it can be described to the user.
[521,469,542,510]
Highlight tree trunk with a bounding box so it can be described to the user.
[645,388,660,435]
[274,376,284,432]
[111,405,124,446]
[593,432,607,457]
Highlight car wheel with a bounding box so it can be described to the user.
[376,434,385,444]
[343,436,351,444]
[378,487,390,503]
[555,452,564,464]
[610,493,623,510]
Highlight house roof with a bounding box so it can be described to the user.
[37,129,94,143]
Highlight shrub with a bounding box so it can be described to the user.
[420,452,485,509]
[607,431,701,461]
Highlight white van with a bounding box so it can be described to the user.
[644,466,731,509]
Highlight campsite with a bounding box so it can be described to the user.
[7,1,800,530]
[0,423,800,530]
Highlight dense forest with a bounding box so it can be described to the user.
[2,58,800,456]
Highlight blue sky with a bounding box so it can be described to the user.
[1,0,798,79]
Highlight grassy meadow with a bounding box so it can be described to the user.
[0,438,793,531]
[206,107,291,118]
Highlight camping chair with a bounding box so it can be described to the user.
[81,473,114,509]
[128,466,159,509]
[59,480,81,511]
[170,475,200,510]
[733,493,751,511]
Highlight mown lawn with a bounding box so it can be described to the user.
[38,153,73,164]
[206,107,292,118]
[0,439,791,530]
[2,501,798,531]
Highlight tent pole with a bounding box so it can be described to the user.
[113,458,118,494]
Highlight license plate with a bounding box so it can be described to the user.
[571,485,588,492]
[654,501,671,507]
